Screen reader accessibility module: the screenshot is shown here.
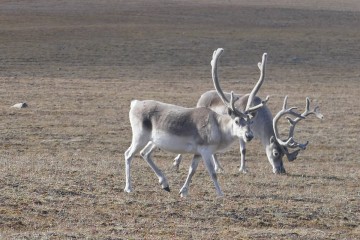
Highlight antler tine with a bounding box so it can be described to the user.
[303,97,324,119]
[246,95,270,114]
[245,53,268,113]
[282,95,288,109]
[211,48,231,107]
[304,97,311,115]
[297,97,323,119]
[314,106,324,119]
[230,91,246,118]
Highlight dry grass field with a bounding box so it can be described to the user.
[0,0,359,239]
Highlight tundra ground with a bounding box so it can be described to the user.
[0,0,359,239]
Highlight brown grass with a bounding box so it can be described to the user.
[0,0,359,239]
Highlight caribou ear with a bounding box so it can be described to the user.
[249,111,257,119]
[286,149,300,161]
[270,136,276,144]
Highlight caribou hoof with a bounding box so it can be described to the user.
[179,187,189,198]
[163,186,171,192]
[159,178,170,190]
[239,167,248,174]
[273,168,286,174]
[217,193,224,198]
[215,166,225,173]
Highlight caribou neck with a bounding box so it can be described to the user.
[216,114,239,150]
[251,106,275,147]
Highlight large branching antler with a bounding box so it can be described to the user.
[273,96,305,149]
[211,48,246,118]
[211,48,269,117]
[273,96,323,161]
[244,53,270,114]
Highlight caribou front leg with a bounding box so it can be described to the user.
[179,153,223,197]
[239,138,248,173]
[202,152,223,197]
[179,155,201,197]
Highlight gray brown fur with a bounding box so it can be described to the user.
[124,98,252,197]
[130,100,224,145]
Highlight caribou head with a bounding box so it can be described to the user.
[211,48,269,143]
[272,96,324,164]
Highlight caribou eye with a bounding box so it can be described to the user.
[273,150,280,157]
[234,117,246,126]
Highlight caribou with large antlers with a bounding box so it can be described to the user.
[124,48,266,197]
[174,51,323,174]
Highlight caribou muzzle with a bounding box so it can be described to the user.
[274,166,286,174]
[245,131,254,142]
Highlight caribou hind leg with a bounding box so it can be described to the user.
[124,141,148,193]
[140,142,170,192]
[124,127,151,193]
[172,154,182,171]
[124,147,135,193]
[212,154,224,173]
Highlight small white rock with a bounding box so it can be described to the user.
[11,102,28,109]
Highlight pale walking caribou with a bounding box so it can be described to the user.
[124,48,267,197]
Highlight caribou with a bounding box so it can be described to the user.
[173,52,323,174]
[124,48,267,197]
